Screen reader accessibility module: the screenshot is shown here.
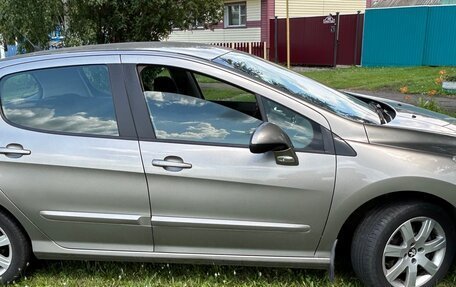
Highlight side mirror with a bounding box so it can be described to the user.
[250,122,299,166]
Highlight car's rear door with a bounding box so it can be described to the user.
[122,54,336,257]
[0,56,153,251]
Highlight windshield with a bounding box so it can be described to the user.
[213,52,381,124]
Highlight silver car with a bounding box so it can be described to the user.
[0,43,454,287]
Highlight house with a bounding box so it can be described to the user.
[167,0,367,46]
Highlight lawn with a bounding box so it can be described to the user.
[300,66,456,96]
[11,260,456,286]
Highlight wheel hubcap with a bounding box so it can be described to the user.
[0,227,11,276]
[382,217,446,287]
[408,248,417,258]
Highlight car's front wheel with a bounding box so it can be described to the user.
[351,201,455,287]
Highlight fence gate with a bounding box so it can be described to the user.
[270,13,364,66]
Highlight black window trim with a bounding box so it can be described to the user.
[0,64,138,140]
[125,63,335,155]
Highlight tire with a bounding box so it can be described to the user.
[351,201,456,287]
[0,211,31,284]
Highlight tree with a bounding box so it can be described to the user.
[0,0,224,52]
[66,0,223,45]
[0,0,64,52]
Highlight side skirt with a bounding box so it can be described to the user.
[32,240,330,269]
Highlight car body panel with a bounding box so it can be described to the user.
[0,122,153,251]
[140,141,335,257]
[345,91,456,135]
[316,140,456,257]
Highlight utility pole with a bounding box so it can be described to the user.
[286,0,290,69]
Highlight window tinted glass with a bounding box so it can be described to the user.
[144,91,262,145]
[263,98,325,151]
[0,65,119,136]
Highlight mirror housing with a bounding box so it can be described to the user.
[250,122,299,166]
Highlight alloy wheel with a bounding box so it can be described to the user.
[382,217,446,287]
[0,227,12,276]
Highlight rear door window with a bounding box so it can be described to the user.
[0,65,119,136]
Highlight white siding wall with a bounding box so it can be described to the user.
[275,0,366,18]
[167,0,261,43]
[167,28,261,43]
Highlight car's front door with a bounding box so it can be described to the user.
[123,55,336,257]
[0,57,153,251]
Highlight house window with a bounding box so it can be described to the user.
[224,2,247,28]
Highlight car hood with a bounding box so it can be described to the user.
[345,91,456,135]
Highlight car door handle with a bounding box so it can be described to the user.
[152,156,192,172]
[0,144,31,157]
[152,160,192,169]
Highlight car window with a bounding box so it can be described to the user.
[139,65,326,151]
[0,65,119,136]
[144,92,262,145]
[263,98,325,151]
[141,66,173,92]
[0,73,39,102]
[139,65,263,146]
[82,66,111,94]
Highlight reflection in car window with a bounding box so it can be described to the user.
[194,74,257,102]
[144,91,262,145]
[214,52,381,124]
[263,98,325,151]
[82,66,111,93]
[0,65,118,136]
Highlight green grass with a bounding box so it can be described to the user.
[12,260,456,286]
[202,88,256,102]
[301,66,456,96]
[195,74,220,84]
[198,81,257,102]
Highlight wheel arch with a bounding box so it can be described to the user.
[0,204,31,242]
[331,190,456,268]
[317,174,456,256]
[0,189,51,251]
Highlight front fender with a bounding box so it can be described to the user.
[316,141,456,257]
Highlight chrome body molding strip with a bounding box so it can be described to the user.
[151,216,311,232]
[40,211,149,226]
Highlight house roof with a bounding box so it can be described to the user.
[371,0,442,7]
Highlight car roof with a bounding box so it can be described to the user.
[0,42,231,64]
